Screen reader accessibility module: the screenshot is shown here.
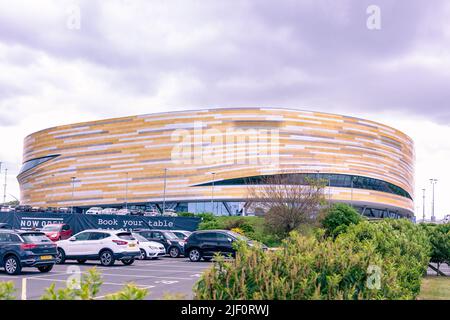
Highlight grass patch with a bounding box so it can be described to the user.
[418,276,450,300]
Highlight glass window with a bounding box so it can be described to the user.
[89,232,109,241]
[133,234,149,242]
[62,225,70,231]
[21,232,52,243]
[42,225,61,232]
[74,232,91,241]
[152,232,164,240]
[19,155,59,175]
[117,232,135,240]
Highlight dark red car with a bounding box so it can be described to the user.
[42,223,72,241]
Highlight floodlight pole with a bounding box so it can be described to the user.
[422,188,426,222]
[430,179,438,222]
[3,168,7,204]
[210,172,216,214]
[162,168,167,214]
[71,177,76,214]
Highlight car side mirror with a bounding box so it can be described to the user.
[69,237,76,241]
[227,238,233,243]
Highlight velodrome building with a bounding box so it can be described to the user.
[17,108,415,218]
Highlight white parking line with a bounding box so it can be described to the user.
[29,277,156,288]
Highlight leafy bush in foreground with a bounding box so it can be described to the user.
[321,203,363,238]
[420,223,450,270]
[194,219,431,300]
[335,219,431,297]
[0,282,16,300]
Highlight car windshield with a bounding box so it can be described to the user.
[162,231,179,240]
[21,232,52,243]
[133,234,149,242]
[42,225,60,231]
[117,232,135,240]
[227,231,249,241]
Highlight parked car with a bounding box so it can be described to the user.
[58,207,70,213]
[0,223,12,229]
[0,206,15,213]
[86,207,103,215]
[134,229,185,258]
[0,230,57,275]
[129,209,144,216]
[184,229,267,262]
[15,205,32,212]
[55,229,140,266]
[116,208,131,215]
[171,230,192,241]
[101,208,118,215]
[132,233,166,260]
[143,209,160,216]
[41,223,73,241]
[162,209,177,217]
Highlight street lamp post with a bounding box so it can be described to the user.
[430,179,438,222]
[350,176,355,208]
[71,177,76,214]
[125,172,129,210]
[3,168,7,205]
[422,188,426,222]
[162,168,167,214]
[210,172,216,214]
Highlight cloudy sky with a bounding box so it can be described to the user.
[0,0,449,219]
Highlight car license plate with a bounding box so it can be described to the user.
[129,243,136,247]
[40,255,52,260]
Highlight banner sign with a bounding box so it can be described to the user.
[13,213,77,231]
[8,212,200,234]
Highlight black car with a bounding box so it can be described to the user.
[184,230,265,262]
[0,230,57,275]
[134,229,185,258]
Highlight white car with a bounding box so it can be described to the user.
[116,208,131,215]
[86,207,103,215]
[171,230,192,240]
[162,209,177,217]
[101,208,118,215]
[133,233,166,260]
[55,229,140,266]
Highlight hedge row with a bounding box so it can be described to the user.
[194,219,431,300]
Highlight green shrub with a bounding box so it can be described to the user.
[0,282,16,300]
[177,212,196,217]
[321,203,363,238]
[105,283,148,300]
[194,219,431,300]
[41,268,103,300]
[194,233,390,300]
[41,268,149,300]
[421,223,450,269]
[337,219,431,297]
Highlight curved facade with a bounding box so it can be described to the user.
[18,108,415,218]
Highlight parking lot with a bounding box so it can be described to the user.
[0,257,212,300]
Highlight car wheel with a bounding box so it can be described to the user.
[188,249,201,262]
[37,265,53,273]
[99,250,115,266]
[56,248,66,264]
[121,259,135,265]
[139,249,146,260]
[169,247,180,258]
[77,259,87,264]
[4,255,22,275]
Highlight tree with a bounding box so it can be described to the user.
[321,203,363,238]
[247,174,327,236]
[422,223,450,272]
